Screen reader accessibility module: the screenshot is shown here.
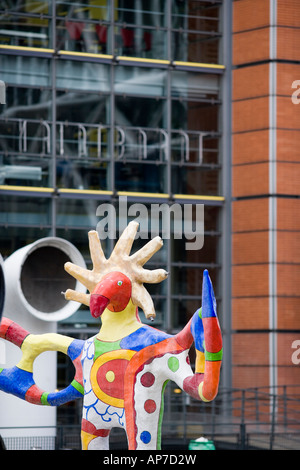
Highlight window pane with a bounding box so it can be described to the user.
[171,165,219,196]
[56,90,109,124]
[115,161,166,193]
[56,19,111,54]
[172,31,220,63]
[0,55,51,87]
[0,196,51,226]
[57,60,110,92]
[171,0,221,63]
[114,25,167,59]
[0,8,51,48]
[171,71,219,100]
[56,198,101,229]
[172,100,219,132]
[0,85,53,188]
[115,66,167,97]
[115,95,166,128]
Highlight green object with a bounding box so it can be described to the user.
[188,439,216,450]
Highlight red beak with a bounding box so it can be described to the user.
[90,294,110,318]
[89,272,132,318]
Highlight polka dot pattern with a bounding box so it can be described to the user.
[140,371,155,387]
[140,430,151,444]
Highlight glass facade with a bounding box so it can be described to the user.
[0,0,226,425]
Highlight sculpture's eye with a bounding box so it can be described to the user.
[117,281,123,286]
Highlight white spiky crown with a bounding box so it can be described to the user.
[64,221,168,319]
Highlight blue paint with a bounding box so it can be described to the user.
[120,325,171,351]
[46,383,83,406]
[140,430,151,444]
[67,338,85,360]
[0,366,34,400]
[191,309,205,353]
[201,269,217,318]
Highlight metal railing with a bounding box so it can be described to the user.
[1,385,300,450]
[0,117,218,165]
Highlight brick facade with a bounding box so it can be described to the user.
[231,0,300,390]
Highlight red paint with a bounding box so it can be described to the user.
[0,317,29,347]
[81,419,110,437]
[140,372,155,388]
[91,272,132,316]
[144,399,156,414]
[90,294,109,318]
[25,384,43,405]
[183,373,204,400]
[202,317,222,353]
[96,358,128,400]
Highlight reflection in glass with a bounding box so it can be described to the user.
[171,0,220,63]
[56,60,110,92]
[0,196,51,227]
[114,0,167,57]
[0,85,53,187]
[0,7,51,48]
[172,165,219,196]
[172,99,219,132]
[56,197,101,230]
[115,95,166,128]
[0,55,51,88]
[56,90,109,124]
[115,66,167,97]
[115,161,166,193]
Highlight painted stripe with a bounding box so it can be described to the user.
[117,190,169,199]
[59,50,113,60]
[174,194,224,201]
[174,61,225,70]
[0,45,54,54]
[117,56,169,65]
[59,188,113,196]
[0,185,54,193]
[205,349,223,362]
[269,0,278,394]
[71,379,84,395]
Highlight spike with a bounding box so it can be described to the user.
[111,221,139,258]
[88,230,106,271]
[131,283,156,319]
[64,262,97,292]
[134,267,168,284]
[64,289,90,306]
[130,236,163,266]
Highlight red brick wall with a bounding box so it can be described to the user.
[231,0,300,391]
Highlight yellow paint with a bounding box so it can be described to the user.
[58,188,113,196]
[97,299,142,342]
[117,190,169,199]
[59,50,113,60]
[105,370,115,383]
[81,430,95,450]
[0,185,54,193]
[17,333,73,372]
[195,350,205,374]
[198,381,211,403]
[90,349,136,408]
[174,194,225,201]
[0,45,54,54]
[173,60,225,70]
[117,56,169,65]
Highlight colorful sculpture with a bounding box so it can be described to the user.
[0,222,223,450]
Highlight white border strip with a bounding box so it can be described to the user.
[269,0,277,394]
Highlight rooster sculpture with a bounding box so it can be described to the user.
[0,221,222,450]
